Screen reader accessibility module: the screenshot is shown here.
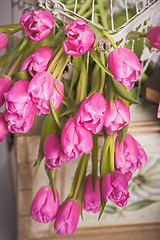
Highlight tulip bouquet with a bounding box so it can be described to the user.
[0,4,160,237]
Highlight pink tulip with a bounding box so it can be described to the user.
[76,93,106,134]
[28,71,64,116]
[115,134,147,175]
[108,48,142,89]
[30,186,59,223]
[54,199,80,236]
[4,80,35,133]
[0,75,12,107]
[63,19,95,57]
[20,10,54,41]
[82,174,100,213]
[102,170,130,207]
[61,118,93,159]
[157,102,160,119]
[20,47,53,77]
[43,133,71,169]
[0,113,8,143]
[0,32,8,50]
[104,99,130,135]
[147,26,160,49]
[4,80,35,119]
[4,110,35,133]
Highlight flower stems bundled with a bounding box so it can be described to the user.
[0,6,159,237]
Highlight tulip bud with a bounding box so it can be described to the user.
[28,71,64,116]
[0,32,8,50]
[63,19,95,57]
[54,199,80,236]
[20,10,54,41]
[115,134,147,175]
[0,75,12,107]
[20,47,53,77]
[61,118,93,159]
[43,133,71,169]
[0,113,8,143]
[30,186,59,223]
[108,48,142,89]
[76,93,106,134]
[82,174,100,213]
[104,99,130,135]
[102,170,130,207]
[147,26,160,49]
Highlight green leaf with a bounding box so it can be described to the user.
[89,25,103,47]
[100,135,112,179]
[0,24,21,30]
[91,49,113,78]
[67,154,89,200]
[117,124,129,146]
[112,78,141,104]
[34,114,54,176]
[125,199,157,211]
[49,99,62,131]
[45,166,57,201]
[0,52,10,68]
[15,70,31,81]
[68,55,82,98]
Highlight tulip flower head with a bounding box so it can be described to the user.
[76,93,106,134]
[102,170,130,207]
[63,19,95,57]
[28,71,64,116]
[0,75,12,107]
[43,133,71,169]
[61,118,93,159]
[147,26,160,49]
[108,48,142,89]
[157,102,160,119]
[0,113,8,143]
[115,134,147,175]
[4,80,35,133]
[104,99,130,135]
[30,186,59,223]
[82,174,100,213]
[0,32,8,50]
[20,10,54,41]
[54,199,80,236]
[20,47,53,77]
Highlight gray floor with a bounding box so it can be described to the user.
[0,139,17,240]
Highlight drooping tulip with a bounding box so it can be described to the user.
[28,71,64,116]
[82,174,100,213]
[20,47,53,77]
[30,186,59,223]
[61,118,93,159]
[108,48,142,89]
[115,134,147,175]
[54,199,80,236]
[147,26,160,49]
[20,10,54,41]
[0,113,8,143]
[104,99,130,135]
[0,75,12,107]
[0,32,8,50]
[102,170,130,207]
[76,93,106,134]
[43,133,71,169]
[63,19,95,57]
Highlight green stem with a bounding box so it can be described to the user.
[103,31,118,50]
[97,0,109,29]
[99,52,106,94]
[109,135,115,172]
[73,154,89,199]
[92,134,98,190]
[47,47,64,73]
[7,55,22,77]
[56,55,71,80]
[77,0,92,16]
